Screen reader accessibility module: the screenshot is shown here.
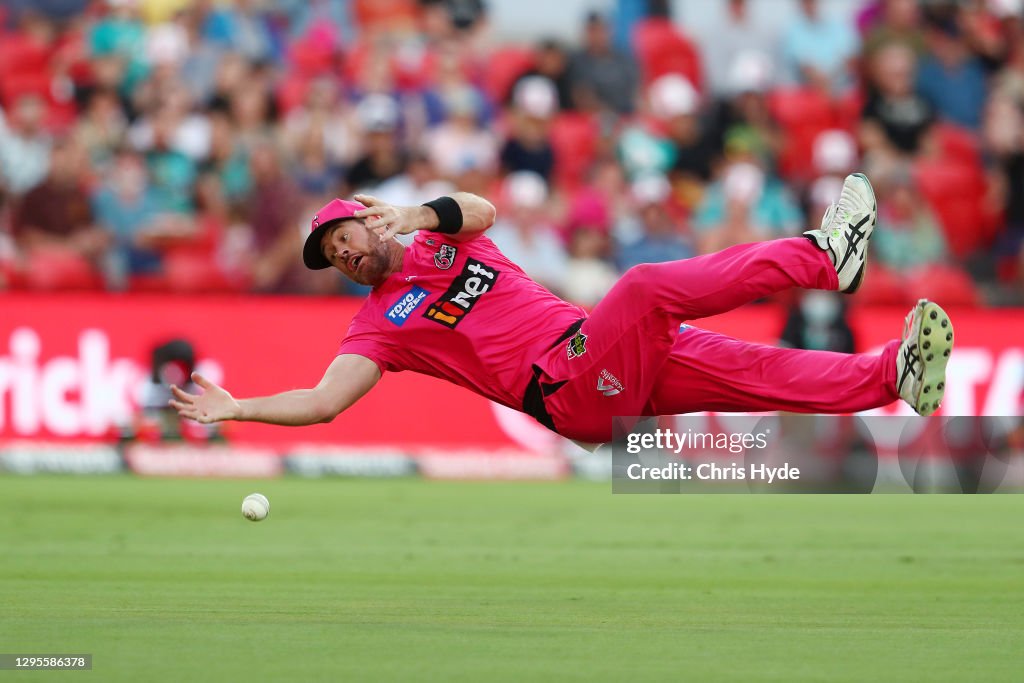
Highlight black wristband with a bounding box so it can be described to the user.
[422,196,463,234]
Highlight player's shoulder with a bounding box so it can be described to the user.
[414,230,502,260]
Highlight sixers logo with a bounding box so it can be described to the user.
[423,258,500,328]
[433,244,457,270]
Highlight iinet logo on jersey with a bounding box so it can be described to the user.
[423,258,500,329]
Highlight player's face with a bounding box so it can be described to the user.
[321,219,392,286]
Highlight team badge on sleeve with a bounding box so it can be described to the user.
[433,244,457,270]
[567,331,588,359]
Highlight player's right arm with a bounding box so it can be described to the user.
[168,354,381,426]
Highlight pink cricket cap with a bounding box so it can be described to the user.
[303,198,367,270]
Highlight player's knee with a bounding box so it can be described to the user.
[620,262,661,294]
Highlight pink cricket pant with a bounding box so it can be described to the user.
[535,238,900,443]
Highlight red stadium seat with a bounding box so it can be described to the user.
[906,264,979,307]
[913,161,991,258]
[482,46,536,104]
[0,34,50,80]
[17,250,105,292]
[769,88,838,182]
[549,112,600,191]
[163,252,241,294]
[275,76,311,116]
[934,123,982,169]
[631,18,703,91]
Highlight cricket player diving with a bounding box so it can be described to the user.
[169,174,954,445]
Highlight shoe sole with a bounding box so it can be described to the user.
[913,301,954,416]
[843,173,877,295]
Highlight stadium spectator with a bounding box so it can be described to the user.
[245,141,305,293]
[423,85,498,191]
[696,0,778,96]
[0,95,52,195]
[615,173,695,271]
[488,171,568,296]
[630,0,704,92]
[514,39,574,111]
[562,191,617,306]
[139,108,199,213]
[568,11,639,115]
[781,0,860,93]
[647,74,716,200]
[872,166,949,271]
[92,147,164,289]
[346,94,407,193]
[860,42,936,169]
[917,15,988,130]
[500,76,557,181]
[88,0,149,97]
[860,165,977,305]
[693,155,803,254]
[201,110,251,206]
[780,291,856,353]
[292,133,344,199]
[201,0,275,63]
[0,0,1018,306]
[710,51,782,174]
[75,88,129,170]
[983,87,1024,270]
[861,0,926,58]
[11,138,110,288]
[281,77,359,170]
[175,3,226,108]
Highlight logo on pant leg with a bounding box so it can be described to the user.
[596,369,623,397]
[566,331,588,359]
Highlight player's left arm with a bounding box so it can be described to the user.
[353,192,496,243]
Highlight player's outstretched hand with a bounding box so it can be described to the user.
[169,372,241,424]
[353,194,436,242]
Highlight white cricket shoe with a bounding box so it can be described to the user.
[804,172,877,293]
[896,299,954,416]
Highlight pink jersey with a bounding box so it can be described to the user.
[338,231,586,409]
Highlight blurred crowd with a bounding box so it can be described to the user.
[0,0,1022,306]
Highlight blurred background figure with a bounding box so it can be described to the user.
[697,0,778,97]
[562,191,617,307]
[488,171,568,296]
[130,338,221,442]
[11,137,110,290]
[917,12,988,130]
[346,93,407,194]
[501,76,557,181]
[694,153,803,254]
[0,95,52,196]
[859,164,978,306]
[568,10,639,115]
[0,0,1016,305]
[780,291,856,353]
[615,173,694,271]
[860,41,936,174]
[782,0,860,93]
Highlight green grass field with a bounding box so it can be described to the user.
[2,476,1022,682]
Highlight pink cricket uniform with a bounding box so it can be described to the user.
[339,233,899,443]
[338,231,586,411]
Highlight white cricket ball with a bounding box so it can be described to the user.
[241,493,270,522]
